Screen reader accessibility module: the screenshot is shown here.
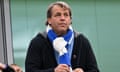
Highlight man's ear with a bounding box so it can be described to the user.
[47,18,51,25]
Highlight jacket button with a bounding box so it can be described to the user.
[73,54,77,59]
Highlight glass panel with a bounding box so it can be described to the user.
[10,0,120,72]
[10,0,47,71]
[10,0,98,71]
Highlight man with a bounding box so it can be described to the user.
[0,63,22,72]
[25,1,99,72]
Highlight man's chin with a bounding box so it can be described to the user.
[59,28,67,32]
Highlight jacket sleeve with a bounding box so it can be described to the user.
[80,34,99,72]
[25,34,55,72]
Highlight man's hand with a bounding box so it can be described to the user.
[54,64,70,72]
[0,63,22,72]
[0,63,6,70]
[10,64,22,72]
[73,68,84,72]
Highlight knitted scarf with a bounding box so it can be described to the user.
[46,25,74,67]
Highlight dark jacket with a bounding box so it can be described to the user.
[25,31,99,72]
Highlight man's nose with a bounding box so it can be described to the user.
[60,15,65,21]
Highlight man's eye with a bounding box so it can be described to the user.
[55,13,61,17]
[64,13,69,16]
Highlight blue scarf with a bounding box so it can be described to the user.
[46,25,73,66]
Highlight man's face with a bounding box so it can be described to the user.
[48,5,71,35]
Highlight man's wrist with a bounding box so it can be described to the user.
[2,65,15,72]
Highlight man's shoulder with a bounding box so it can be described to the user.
[34,31,47,38]
[31,31,47,42]
[74,31,83,38]
[74,31,88,41]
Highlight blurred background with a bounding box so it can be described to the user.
[1,0,120,72]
